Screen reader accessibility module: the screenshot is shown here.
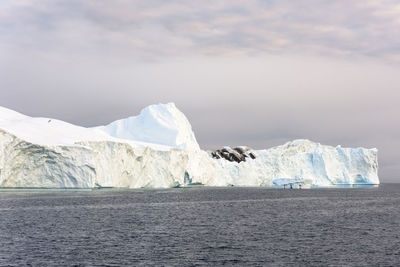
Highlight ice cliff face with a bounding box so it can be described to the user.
[0,103,379,188]
[207,139,379,187]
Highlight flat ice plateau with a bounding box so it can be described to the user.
[0,103,379,188]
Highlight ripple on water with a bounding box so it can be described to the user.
[0,184,399,266]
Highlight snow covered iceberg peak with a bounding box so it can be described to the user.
[98,103,200,151]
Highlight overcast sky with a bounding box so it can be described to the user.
[1,0,399,182]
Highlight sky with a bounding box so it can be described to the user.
[0,0,399,182]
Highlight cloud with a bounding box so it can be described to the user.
[1,0,400,62]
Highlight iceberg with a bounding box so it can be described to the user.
[0,103,379,188]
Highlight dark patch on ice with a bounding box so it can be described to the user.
[210,146,256,163]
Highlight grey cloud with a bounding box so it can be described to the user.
[2,0,400,61]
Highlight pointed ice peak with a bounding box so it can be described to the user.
[142,102,177,113]
[98,103,200,151]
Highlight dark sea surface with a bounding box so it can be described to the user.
[0,184,399,266]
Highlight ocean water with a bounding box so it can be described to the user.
[0,184,399,266]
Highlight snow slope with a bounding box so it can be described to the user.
[0,105,111,146]
[0,103,194,150]
[96,103,200,151]
[0,103,379,188]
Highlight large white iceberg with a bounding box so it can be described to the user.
[0,103,379,188]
